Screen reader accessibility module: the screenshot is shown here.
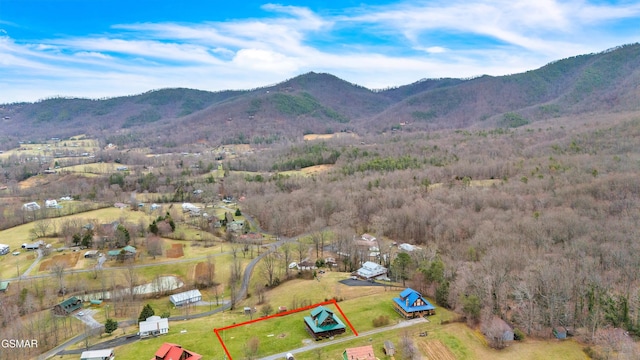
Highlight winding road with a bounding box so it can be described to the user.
[39,218,291,359]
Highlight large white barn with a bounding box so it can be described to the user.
[169,289,202,306]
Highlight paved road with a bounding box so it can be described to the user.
[41,211,300,359]
[47,239,285,358]
[75,309,103,329]
[259,317,428,360]
[38,319,137,360]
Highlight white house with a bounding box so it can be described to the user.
[169,289,202,306]
[0,244,10,255]
[181,203,199,213]
[80,348,115,360]
[355,261,387,280]
[361,234,377,242]
[45,199,58,208]
[22,241,43,250]
[22,202,41,211]
[399,243,420,252]
[139,316,169,338]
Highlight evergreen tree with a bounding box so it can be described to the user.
[105,318,118,334]
[138,303,155,323]
[81,230,93,248]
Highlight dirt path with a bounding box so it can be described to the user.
[21,249,42,276]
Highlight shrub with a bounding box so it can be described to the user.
[372,315,390,327]
[513,328,526,341]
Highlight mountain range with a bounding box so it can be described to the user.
[1,43,639,149]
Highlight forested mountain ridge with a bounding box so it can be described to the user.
[1,43,639,150]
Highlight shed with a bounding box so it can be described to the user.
[244,307,256,315]
[0,243,9,255]
[80,348,114,360]
[90,299,103,307]
[22,202,41,211]
[483,317,514,343]
[84,250,99,258]
[0,281,9,292]
[383,340,395,356]
[553,326,567,339]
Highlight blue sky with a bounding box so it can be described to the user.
[1,0,639,103]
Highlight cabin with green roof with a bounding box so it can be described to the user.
[107,245,136,261]
[52,296,83,316]
[304,306,346,340]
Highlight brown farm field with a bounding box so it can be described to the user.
[166,243,184,258]
[419,339,457,360]
[303,132,358,141]
[38,252,80,271]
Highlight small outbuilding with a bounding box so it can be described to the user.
[0,243,10,255]
[553,326,567,339]
[80,348,114,360]
[0,281,9,292]
[22,202,41,211]
[84,250,99,258]
[383,340,395,356]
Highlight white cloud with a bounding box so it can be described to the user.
[232,48,300,72]
[414,46,448,54]
[0,1,639,102]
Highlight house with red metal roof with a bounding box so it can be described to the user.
[152,343,202,360]
[342,344,376,360]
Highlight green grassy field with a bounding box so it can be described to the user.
[60,163,126,174]
[101,271,590,360]
[47,267,593,360]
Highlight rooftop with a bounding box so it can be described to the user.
[343,344,375,360]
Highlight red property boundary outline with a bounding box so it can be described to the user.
[213,299,358,360]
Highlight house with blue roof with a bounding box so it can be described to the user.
[304,306,346,340]
[393,288,436,318]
